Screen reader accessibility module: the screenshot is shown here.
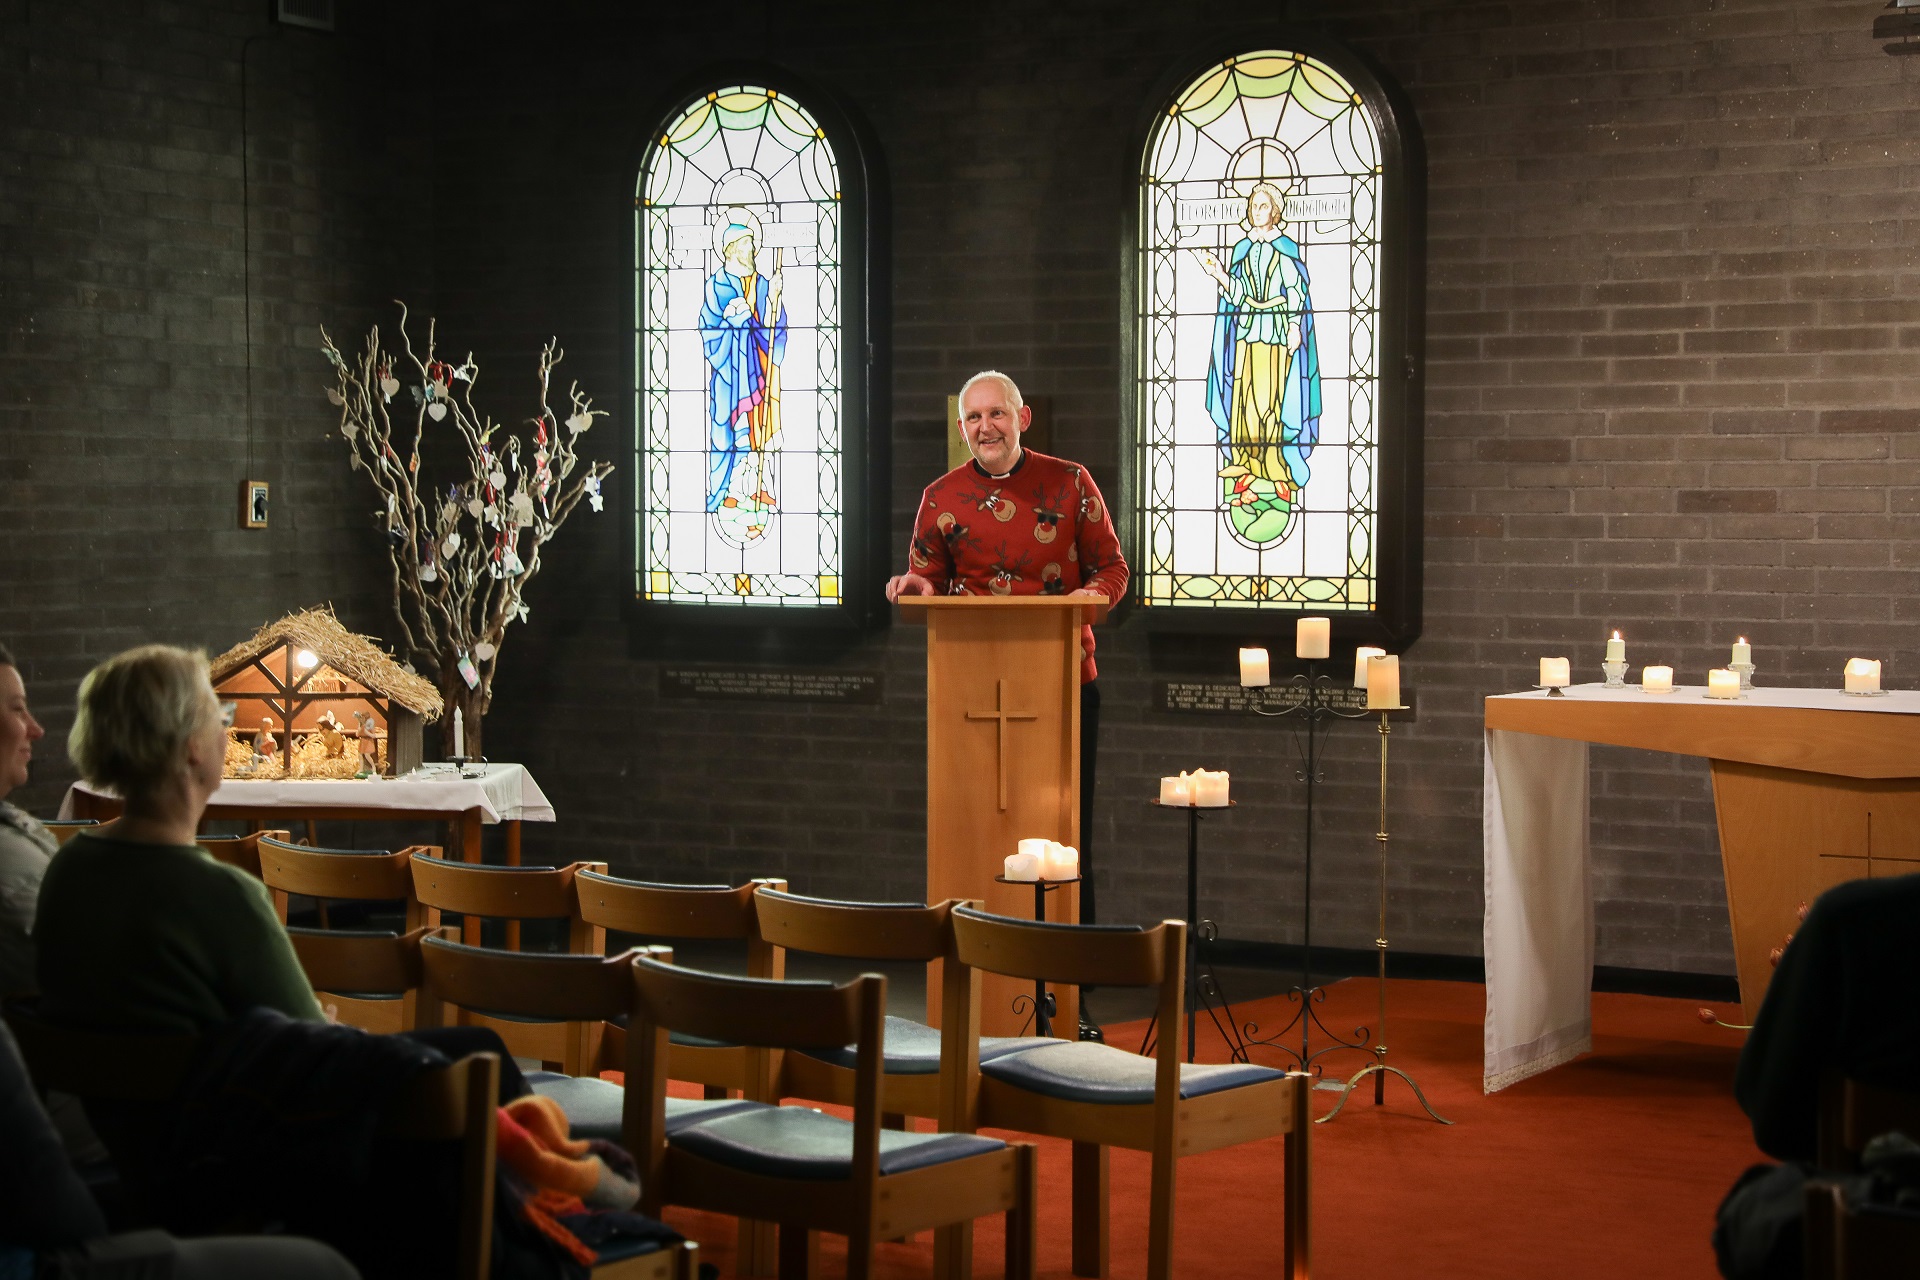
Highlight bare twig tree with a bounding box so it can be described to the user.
[320,302,613,757]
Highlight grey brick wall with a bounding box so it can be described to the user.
[0,0,431,812]
[8,0,1918,978]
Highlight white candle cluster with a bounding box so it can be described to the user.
[1004,838,1078,881]
[1158,769,1229,807]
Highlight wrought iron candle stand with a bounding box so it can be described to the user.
[994,874,1079,1037]
[1317,708,1451,1125]
[1237,661,1375,1076]
[1137,800,1249,1064]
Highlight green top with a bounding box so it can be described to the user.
[33,830,324,1034]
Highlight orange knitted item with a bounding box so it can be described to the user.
[498,1095,600,1200]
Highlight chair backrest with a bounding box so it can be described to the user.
[576,871,782,940]
[1,997,197,1102]
[949,904,1178,988]
[411,856,607,954]
[197,829,290,879]
[259,836,426,928]
[754,888,960,962]
[1818,1075,1920,1171]
[381,1051,500,1280]
[42,819,98,848]
[288,923,452,1008]
[421,935,636,1023]
[626,954,887,1208]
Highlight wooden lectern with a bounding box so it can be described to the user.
[1486,694,1920,1022]
[899,596,1108,1036]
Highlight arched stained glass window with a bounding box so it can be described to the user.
[635,82,874,619]
[1134,47,1421,631]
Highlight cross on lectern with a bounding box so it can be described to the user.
[966,677,1039,811]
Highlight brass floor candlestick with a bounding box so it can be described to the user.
[1318,709,1451,1125]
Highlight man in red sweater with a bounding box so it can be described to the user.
[887,371,1129,964]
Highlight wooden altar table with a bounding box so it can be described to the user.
[1483,685,1920,1092]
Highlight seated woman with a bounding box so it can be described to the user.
[0,640,54,1003]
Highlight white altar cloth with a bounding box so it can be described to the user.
[1482,683,1920,1092]
[60,762,555,825]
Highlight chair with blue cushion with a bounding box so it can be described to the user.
[574,871,786,1100]
[410,854,608,1067]
[627,952,1039,1280]
[752,888,1058,1124]
[948,906,1310,1280]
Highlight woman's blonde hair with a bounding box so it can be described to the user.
[68,645,217,795]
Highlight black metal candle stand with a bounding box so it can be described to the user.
[993,874,1080,1038]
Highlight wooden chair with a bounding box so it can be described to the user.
[1818,1074,1920,1172]
[286,923,451,1034]
[628,952,1038,1280]
[1803,1178,1920,1280]
[41,819,98,847]
[418,935,772,1271]
[574,872,787,1100]
[1,1000,698,1280]
[947,905,1310,1280]
[258,834,431,930]
[752,888,1056,1124]
[410,855,607,1066]
[196,828,290,880]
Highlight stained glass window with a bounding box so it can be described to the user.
[635,85,845,608]
[1136,52,1387,612]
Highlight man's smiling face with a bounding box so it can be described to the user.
[958,380,1031,476]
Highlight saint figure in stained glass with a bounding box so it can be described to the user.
[700,207,788,547]
[1197,181,1321,548]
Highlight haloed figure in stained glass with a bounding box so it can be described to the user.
[701,207,788,546]
[1196,181,1322,548]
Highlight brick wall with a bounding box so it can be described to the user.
[9,0,1918,977]
[0,0,432,815]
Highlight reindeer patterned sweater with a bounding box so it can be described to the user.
[906,449,1129,683]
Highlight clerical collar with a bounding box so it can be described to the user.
[972,450,1029,481]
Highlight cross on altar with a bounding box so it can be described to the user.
[966,677,1038,811]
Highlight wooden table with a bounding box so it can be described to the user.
[1483,684,1920,1089]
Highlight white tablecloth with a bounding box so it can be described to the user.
[60,762,555,825]
[1482,683,1920,1092]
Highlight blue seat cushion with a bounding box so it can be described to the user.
[526,1072,768,1142]
[799,1015,1060,1076]
[670,1106,1005,1180]
[980,1041,1286,1105]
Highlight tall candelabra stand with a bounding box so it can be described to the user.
[1317,708,1451,1125]
[1238,661,1374,1075]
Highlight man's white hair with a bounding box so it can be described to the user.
[956,370,1024,415]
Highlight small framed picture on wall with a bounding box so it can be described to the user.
[242,480,270,529]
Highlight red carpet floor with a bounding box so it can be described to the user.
[660,978,1761,1278]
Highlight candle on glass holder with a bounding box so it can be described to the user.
[1845,658,1882,694]
[1353,645,1386,688]
[1732,637,1751,666]
[1605,631,1625,663]
[1642,665,1674,693]
[1367,654,1402,709]
[1239,647,1271,688]
[1706,669,1741,700]
[1296,617,1330,660]
[1192,770,1230,807]
[1159,773,1193,805]
[1539,657,1571,688]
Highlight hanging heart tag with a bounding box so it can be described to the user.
[326,388,345,406]
[427,402,448,421]
[380,376,400,398]
[474,642,496,661]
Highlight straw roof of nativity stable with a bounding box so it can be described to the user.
[209,606,443,720]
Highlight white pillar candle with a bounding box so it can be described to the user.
[1193,770,1230,807]
[1539,657,1570,688]
[1366,654,1401,710]
[452,707,464,757]
[1003,852,1040,881]
[1296,617,1330,660]
[1353,645,1386,687]
[1042,845,1079,880]
[1158,775,1189,805]
[1018,837,1051,863]
[1605,631,1625,663]
[1642,665,1674,693]
[1706,668,1741,699]
[1732,637,1751,666]
[1845,658,1881,694]
[1239,647,1271,688]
